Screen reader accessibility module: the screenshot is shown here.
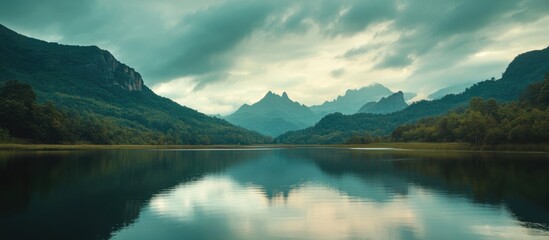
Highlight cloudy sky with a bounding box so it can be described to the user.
[1,0,548,114]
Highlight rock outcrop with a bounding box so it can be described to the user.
[91,49,144,91]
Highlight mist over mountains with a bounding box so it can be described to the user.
[309,84,393,115]
[225,84,414,137]
[427,82,479,100]
[275,45,549,144]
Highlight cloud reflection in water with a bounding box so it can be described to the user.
[149,176,421,239]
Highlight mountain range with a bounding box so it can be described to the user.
[309,84,416,115]
[357,91,408,114]
[2,23,547,145]
[225,85,413,137]
[0,24,269,144]
[427,81,478,100]
[309,84,392,115]
[275,45,549,144]
[225,91,319,137]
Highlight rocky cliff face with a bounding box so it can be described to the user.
[94,49,144,91]
[0,23,271,144]
[0,23,144,92]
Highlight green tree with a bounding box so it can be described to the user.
[0,128,10,142]
[33,102,69,143]
[484,127,506,144]
[0,80,36,108]
[536,74,549,105]
[0,81,37,139]
[469,97,485,113]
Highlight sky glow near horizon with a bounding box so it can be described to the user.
[1,0,548,114]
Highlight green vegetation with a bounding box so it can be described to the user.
[391,75,549,144]
[276,46,549,144]
[0,24,270,145]
[0,80,270,144]
[0,80,160,144]
[344,134,387,144]
[341,142,549,152]
[0,80,64,143]
[1,23,548,146]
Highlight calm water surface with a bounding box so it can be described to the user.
[0,148,548,239]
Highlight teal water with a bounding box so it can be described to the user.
[0,148,548,239]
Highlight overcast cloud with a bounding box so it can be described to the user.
[1,0,548,114]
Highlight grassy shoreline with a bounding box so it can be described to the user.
[340,142,549,152]
[1,142,548,153]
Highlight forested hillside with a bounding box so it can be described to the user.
[275,46,549,144]
[0,24,270,144]
[391,74,549,144]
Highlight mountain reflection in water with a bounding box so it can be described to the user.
[0,148,547,240]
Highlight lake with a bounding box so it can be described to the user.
[0,147,548,239]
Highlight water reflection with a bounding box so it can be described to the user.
[142,176,420,240]
[0,150,259,240]
[0,148,548,240]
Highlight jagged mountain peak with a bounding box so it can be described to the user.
[386,91,404,99]
[357,91,408,114]
[226,91,319,137]
[310,83,394,114]
[260,91,294,103]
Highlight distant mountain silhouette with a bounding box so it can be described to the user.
[225,84,416,136]
[358,91,408,114]
[427,81,478,100]
[0,24,269,144]
[275,46,549,144]
[225,91,319,137]
[309,83,394,115]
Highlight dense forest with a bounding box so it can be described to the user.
[391,75,549,144]
[0,80,175,144]
[0,80,271,144]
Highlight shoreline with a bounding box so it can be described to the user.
[1,142,548,153]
